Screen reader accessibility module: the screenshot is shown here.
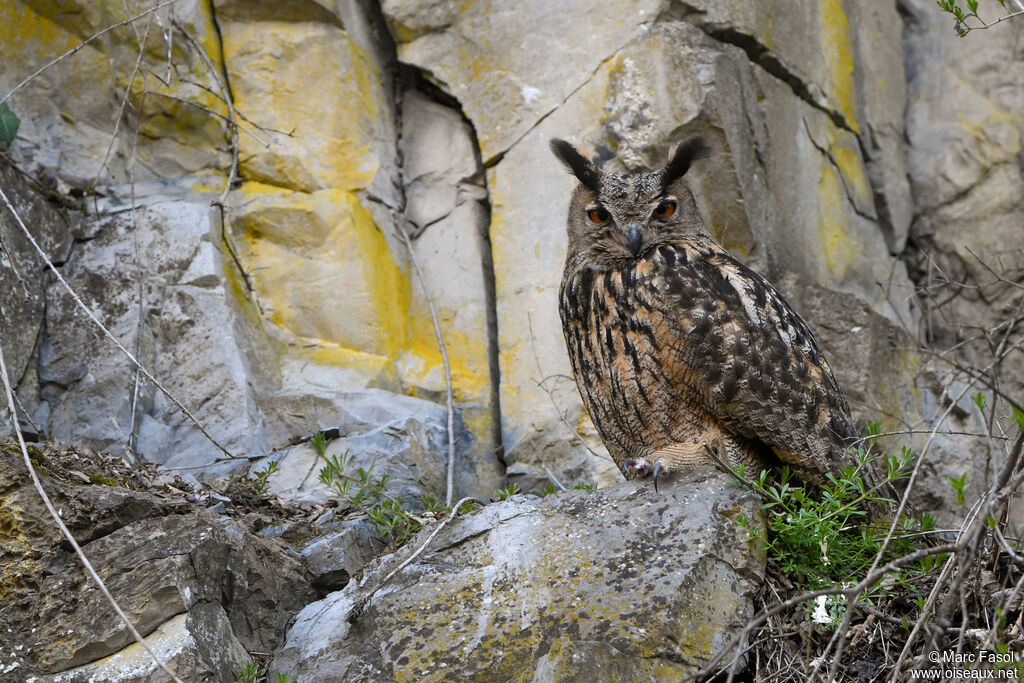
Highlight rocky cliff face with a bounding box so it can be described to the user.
[3,0,1021,506]
[2,0,1023,678]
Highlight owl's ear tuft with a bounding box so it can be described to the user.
[661,137,711,190]
[550,139,600,193]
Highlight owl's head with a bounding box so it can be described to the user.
[550,137,711,269]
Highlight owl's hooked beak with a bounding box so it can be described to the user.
[628,224,642,256]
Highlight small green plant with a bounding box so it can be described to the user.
[0,102,19,145]
[496,483,521,501]
[572,482,595,490]
[228,460,281,500]
[937,0,1021,37]
[251,460,280,496]
[317,450,425,544]
[1012,405,1024,432]
[540,484,556,496]
[310,430,332,457]
[949,472,968,506]
[733,443,934,624]
[234,664,297,683]
[973,391,987,413]
[233,661,264,683]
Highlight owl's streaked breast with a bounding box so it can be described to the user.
[559,244,714,465]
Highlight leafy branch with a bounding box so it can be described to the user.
[937,0,1024,36]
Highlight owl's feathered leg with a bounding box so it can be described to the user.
[648,437,727,491]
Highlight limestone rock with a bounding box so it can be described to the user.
[0,159,72,421]
[489,18,914,487]
[0,0,230,187]
[50,605,251,683]
[399,90,482,234]
[381,0,665,161]
[216,1,392,195]
[255,388,490,504]
[397,89,501,485]
[34,200,261,468]
[270,470,765,681]
[299,518,383,594]
[223,184,408,372]
[0,448,314,680]
[902,0,1024,438]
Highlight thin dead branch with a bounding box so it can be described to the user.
[0,186,239,460]
[393,213,458,508]
[172,20,239,204]
[0,0,185,106]
[0,336,184,683]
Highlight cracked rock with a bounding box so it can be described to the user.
[0,448,314,680]
[269,469,765,681]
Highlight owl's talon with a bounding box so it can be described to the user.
[653,460,664,492]
[622,457,653,479]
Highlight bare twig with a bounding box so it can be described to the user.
[526,312,613,463]
[393,214,458,507]
[90,12,154,194]
[0,336,184,683]
[0,0,185,106]
[148,92,271,147]
[542,465,569,492]
[347,496,477,622]
[692,542,959,681]
[0,186,238,460]
[172,21,238,204]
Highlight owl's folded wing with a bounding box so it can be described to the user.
[641,238,862,486]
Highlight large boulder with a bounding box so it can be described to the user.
[0,445,314,681]
[271,469,765,681]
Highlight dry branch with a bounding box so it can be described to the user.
[0,337,184,683]
[0,186,239,460]
[0,0,185,106]
[394,214,458,508]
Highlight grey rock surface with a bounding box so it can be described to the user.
[50,604,251,683]
[33,199,260,467]
[902,0,1024,409]
[0,160,72,425]
[271,469,765,681]
[254,388,489,503]
[300,517,383,594]
[0,448,314,680]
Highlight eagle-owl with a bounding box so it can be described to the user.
[552,136,882,496]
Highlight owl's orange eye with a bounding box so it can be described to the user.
[654,200,677,218]
[587,207,610,223]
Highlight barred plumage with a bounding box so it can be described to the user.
[552,136,884,500]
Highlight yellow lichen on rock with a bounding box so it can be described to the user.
[816,163,857,281]
[220,19,382,193]
[227,183,409,361]
[821,0,860,133]
[399,328,489,402]
[225,183,492,402]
